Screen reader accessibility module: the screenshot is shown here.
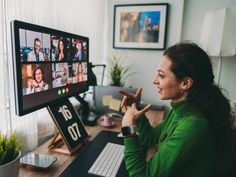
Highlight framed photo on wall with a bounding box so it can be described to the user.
[113,3,168,50]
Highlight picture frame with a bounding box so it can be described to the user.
[113,3,168,50]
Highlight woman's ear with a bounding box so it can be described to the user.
[181,77,193,91]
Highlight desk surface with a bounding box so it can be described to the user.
[19,110,165,177]
[19,119,123,177]
[59,130,128,177]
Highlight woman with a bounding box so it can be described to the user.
[56,39,66,61]
[120,43,235,177]
[27,66,49,94]
[61,67,69,85]
[74,41,84,61]
[75,63,85,82]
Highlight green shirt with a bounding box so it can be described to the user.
[124,101,216,177]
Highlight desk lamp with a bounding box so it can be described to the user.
[199,7,236,85]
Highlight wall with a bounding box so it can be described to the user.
[55,0,107,65]
[0,0,9,132]
[106,0,184,106]
[106,0,236,108]
[181,0,236,104]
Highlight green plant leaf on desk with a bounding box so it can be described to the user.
[107,52,136,86]
[0,132,21,165]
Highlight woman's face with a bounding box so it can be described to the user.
[35,68,43,83]
[78,64,83,72]
[59,41,64,51]
[34,40,41,54]
[76,42,82,50]
[153,55,185,102]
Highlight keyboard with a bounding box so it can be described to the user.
[88,142,125,177]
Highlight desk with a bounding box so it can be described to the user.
[19,110,165,177]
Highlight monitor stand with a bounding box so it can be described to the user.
[75,95,98,126]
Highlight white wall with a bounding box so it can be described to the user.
[106,0,184,106]
[181,0,236,104]
[106,0,236,108]
[55,0,107,65]
[0,0,9,133]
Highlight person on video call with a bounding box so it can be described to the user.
[56,39,66,61]
[75,63,85,82]
[74,41,84,61]
[26,66,49,94]
[119,42,236,177]
[27,38,44,61]
[61,67,69,85]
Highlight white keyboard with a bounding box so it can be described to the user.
[88,142,125,177]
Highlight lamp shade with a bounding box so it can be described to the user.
[199,7,236,57]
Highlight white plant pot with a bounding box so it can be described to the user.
[0,150,21,177]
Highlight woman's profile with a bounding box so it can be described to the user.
[119,42,236,177]
[26,66,49,94]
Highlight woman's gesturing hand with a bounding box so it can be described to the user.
[122,103,151,127]
[118,88,142,110]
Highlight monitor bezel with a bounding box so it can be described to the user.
[11,20,89,116]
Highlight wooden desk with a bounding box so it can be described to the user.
[19,110,165,177]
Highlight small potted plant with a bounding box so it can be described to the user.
[0,132,21,177]
[107,52,135,87]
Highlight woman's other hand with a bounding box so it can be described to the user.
[122,103,151,127]
[118,88,142,110]
[31,79,38,87]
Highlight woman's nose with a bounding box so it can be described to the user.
[153,76,159,85]
[153,79,158,85]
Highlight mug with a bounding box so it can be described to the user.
[99,115,114,127]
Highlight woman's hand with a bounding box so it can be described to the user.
[118,88,142,110]
[31,80,38,87]
[122,103,151,127]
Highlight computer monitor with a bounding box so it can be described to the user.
[11,20,89,116]
[93,86,137,117]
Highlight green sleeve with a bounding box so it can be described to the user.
[135,110,175,147]
[124,118,208,177]
[136,115,165,147]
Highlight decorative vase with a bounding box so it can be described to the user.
[0,150,21,177]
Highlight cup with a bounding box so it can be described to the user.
[99,115,114,127]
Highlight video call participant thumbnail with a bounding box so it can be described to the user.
[73,62,86,83]
[27,38,45,61]
[52,63,72,88]
[51,37,69,62]
[26,66,49,94]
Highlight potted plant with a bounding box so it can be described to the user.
[107,52,135,86]
[0,132,21,177]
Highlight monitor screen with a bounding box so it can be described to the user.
[11,20,89,116]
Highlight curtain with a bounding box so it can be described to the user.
[0,0,56,151]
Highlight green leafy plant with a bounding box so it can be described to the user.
[0,132,21,165]
[107,53,135,86]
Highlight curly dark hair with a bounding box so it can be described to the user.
[164,42,235,176]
